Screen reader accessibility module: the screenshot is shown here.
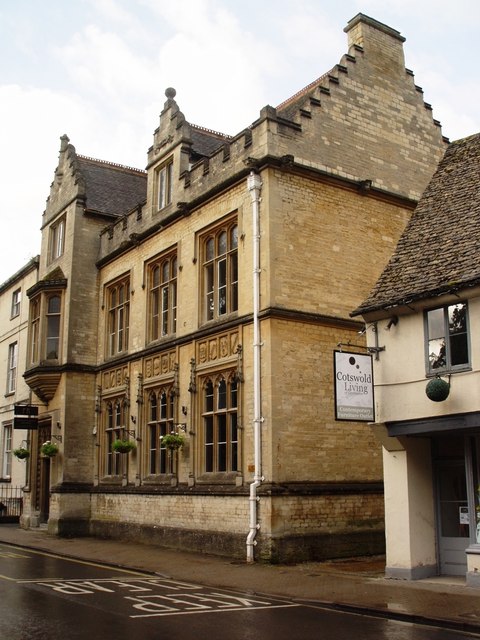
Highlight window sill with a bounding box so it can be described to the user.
[201,311,238,328]
[142,475,176,485]
[196,472,243,485]
[426,366,472,377]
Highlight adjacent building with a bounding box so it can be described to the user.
[352,132,480,584]
[17,14,447,562]
[0,258,39,509]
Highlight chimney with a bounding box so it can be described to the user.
[344,14,406,73]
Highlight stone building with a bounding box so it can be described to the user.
[0,258,39,493]
[19,14,447,562]
[352,132,480,584]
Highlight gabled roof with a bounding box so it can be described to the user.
[352,132,480,317]
[77,156,147,217]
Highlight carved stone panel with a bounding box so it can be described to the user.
[144,350,177,381]
[197,330,239,365]
[102,365,129,392]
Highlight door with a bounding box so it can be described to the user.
[35,421,52,524]
[436,457,469,576]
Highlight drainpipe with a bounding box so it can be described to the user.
[246,171,263,563]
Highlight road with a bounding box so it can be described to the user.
[0,542,477,639]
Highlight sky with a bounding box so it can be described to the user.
[1,0,479,285]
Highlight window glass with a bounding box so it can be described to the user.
[202,220,238,322]
[105,400,124,476]
[108,278,130,356]
[147,387,174,475]
[148,254,177,342]
[158,160,173,210]
[202,376,238,473]
[46,295,61,359]
[427,303,469,373]
[11,289,21,318]
[7,343,18,393]
[2,425,12,478]
[49,217,65,262]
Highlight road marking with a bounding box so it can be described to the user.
[20,576,300,618]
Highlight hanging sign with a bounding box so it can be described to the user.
[334,351,374,422]
[13,404,39,430]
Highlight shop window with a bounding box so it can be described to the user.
[148,254,177,342]
[147,387,175,475]
[201,220,238,322]
[426,302,470,373]
[202,374,238,473]
[157,159,173,210]
[107,277,130,357]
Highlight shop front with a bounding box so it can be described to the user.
[382,413,480,585]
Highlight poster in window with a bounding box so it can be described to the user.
[334,351,374,422]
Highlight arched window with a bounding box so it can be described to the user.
[147,388,175,475]
[105,399,125,476]
[202,374,238,472]
[107,277,130,356]
[149,254,177,342]
[202,220,238,322]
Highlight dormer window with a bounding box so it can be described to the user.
[157,159,173,210]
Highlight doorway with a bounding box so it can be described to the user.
[434,434,480,576]
[436,455,469,575]
[35,421,52,524]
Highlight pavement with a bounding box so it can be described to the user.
[1,524,480,635]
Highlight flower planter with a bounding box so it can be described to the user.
[112,439,136,454]
[13,448,30,460]
[161,434,185,451]
[40,441,59,457]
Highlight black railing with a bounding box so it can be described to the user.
[0,485,23,522]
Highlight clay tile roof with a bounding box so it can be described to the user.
[77,156,147,217]
[352,132,480,316]
[276,71,331,120]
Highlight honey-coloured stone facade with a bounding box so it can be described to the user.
[18,14,448,561]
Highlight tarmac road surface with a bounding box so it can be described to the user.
[1,543,478,640]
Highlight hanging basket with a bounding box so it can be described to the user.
[112,439,136,454]
[161,433,185,451]
[426,377,450,402]
[13,447,30,460]
[40,441,59,457]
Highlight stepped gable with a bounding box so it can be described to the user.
[77,155,147,217]
[352,132,480,317]
[276,71,332,121]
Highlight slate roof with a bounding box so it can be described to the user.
[352,132,480,317]
[77,156,147,217]
[190,125,231,157]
